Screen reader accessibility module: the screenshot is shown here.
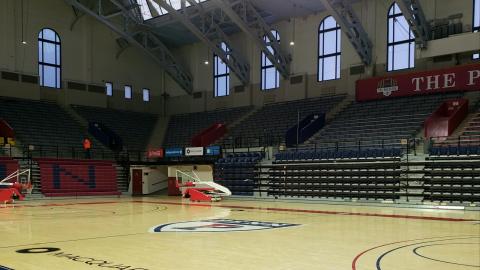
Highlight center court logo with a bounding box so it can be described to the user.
[149,219,299,233]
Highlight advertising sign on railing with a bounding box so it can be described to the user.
[205,146,221,156]
[185,147,204,156]
[147,149,164,158]
[356,63,480,101]
[165,148,183,157]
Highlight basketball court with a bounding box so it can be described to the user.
[1,197,478,270]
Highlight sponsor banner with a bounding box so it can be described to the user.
[205,145,221,156]
[356,63,480,101]
[185,147,204,156]
[150,219,299,233]
[147,148,164,158]
[165,148,183,157]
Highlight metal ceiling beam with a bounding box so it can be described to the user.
[320,0,372,66]
[63,0,194,94]
[212,0,290,79]
[396,0,430,48]
[152,0,250,85]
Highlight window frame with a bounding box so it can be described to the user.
[213,42,230,97]
[474,0,480,59]
[317,16,342,82]
[38,28,62,89]
[106,82,113,96]
[143,88,150,102]
[261,30,281,91]
[386,2,415,72]
[124,85,133,100]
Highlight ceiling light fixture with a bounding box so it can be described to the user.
[290,4,296,46]
[204,46,210,65]
[21,0,27,45]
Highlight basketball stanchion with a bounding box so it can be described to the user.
[0,169,32,205]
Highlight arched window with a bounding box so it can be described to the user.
[38,28,61,88]
[387,2,415,71]
[474,0,480,59]
[261,30,280,91]
[214,42,230,97]
[318,16,341,81]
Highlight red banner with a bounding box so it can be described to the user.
[356,63,480,101]
[147,149,164,158]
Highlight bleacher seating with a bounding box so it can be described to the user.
[37,158,120,197]
[214,152,263,196]
[257,148,403,200]
[429,145,480,156]
[0,157,19,180]
[307,93,463,149]
[221,95,346,147]
[163,106,253,148]
[0,97,96,154]
[275,148,402,163]
[72,105,157,151]
[423,149,480,203]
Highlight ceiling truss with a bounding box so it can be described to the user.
[320,0,372,66]
[395,0,430,48]
[63,0,194,94]
[212,0,291,79]
[153,0,250,85]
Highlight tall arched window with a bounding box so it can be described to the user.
[214,42,230,97]
[38,28,61,88]
[387,2,415,71]
[261,30,280,91]
[318,16,341,81]
[474,0,480,59]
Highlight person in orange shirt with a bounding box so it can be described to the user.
[83,137,92,159]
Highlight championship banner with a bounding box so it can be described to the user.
[356,63,480,102]
[185,147,204,156]
[165,148,183,157]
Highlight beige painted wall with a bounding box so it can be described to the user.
[0,0,164,113]
[0,0,477,116]
[167,0,478,114]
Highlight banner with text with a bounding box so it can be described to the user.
[205,146,221,156]
[185,147,204,156]
[165,148,183,157]
[356,63,480,101]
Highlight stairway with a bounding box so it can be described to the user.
[214,106,261,145]
[398,153,426,203]
[115,163,129,193]
[303,96,354,146]
[62,105,112,157]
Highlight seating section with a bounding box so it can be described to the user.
[214,152,263,196]
[72,105,158,151]
[37,158,120,197]
[221,95,346,146]
[163,106,253,148]
[275,148,402,163]
[423,151,480,203]
[258,155,402,200]
[0,97,92,152]
[308,93,463,149]
[0,157,19,180]
[429,145,480,156]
